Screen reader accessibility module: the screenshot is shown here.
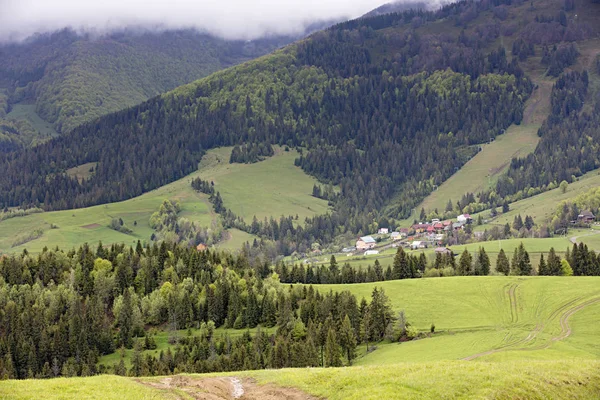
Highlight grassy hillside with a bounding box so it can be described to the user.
[474,169,600,235]
[419,123,540,213]
[310,277,600,363]
[0,147,327,253]
[198,147,330,221]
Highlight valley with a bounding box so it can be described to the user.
[1,0,600,398]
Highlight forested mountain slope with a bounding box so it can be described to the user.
[0,29,300,150]
[0,0,599,253]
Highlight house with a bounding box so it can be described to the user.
[196,243,207,251]
[434,247,452,255]
[342,247,356,253]
[433,222,444,232]
[364,250,379,256]
[426,225,435,234]
[356,236,376,250]
[431,218,440,224]
[412,223,429,233]
[578,210,596,223]
[411,241,427,250]
[457,214,473,224]
[452,222,465,230]
[378,227,389,234]
[391,232,401,241]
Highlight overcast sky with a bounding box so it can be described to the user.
[0,0,401,41]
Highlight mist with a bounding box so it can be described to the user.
[0,0,403,42]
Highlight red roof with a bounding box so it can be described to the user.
[433,223,444,229]
[443,220,452,226]
[426,226,435,232]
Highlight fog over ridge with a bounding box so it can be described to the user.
[0,0,408,42]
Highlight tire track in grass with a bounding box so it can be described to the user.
[463,296,600,360]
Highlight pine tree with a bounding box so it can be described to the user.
[518,243,532,276]
[537,254,548,275]
[496,249,510,275]
[338,315,357,365]
[510,248,520,276]
[478,247,490,275]
[392,247,413,279]
[324,327,341,367]
[130,341,143,377]
[458,250,473,275]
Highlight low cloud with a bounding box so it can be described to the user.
[0,0,402,41]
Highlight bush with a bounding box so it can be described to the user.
[441,267,456,277]
[424,268,441,278]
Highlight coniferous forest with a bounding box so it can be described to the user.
[0,242,401,378]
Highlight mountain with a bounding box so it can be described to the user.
[0,28,310,151]
[0,0,599,254]
[361,1,430,17]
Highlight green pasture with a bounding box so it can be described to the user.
[418,123,540,214]
[197,147,330,222]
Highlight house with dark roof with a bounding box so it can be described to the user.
[578,210,596,223]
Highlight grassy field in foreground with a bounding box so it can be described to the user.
[310,276,600,363]
[418,123,540,213]
[0,375,170,400]
[245,359,600,400]
[0,147,326,254]
[3,359,600,400]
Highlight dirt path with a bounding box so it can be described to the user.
[570,229,600,244]
[137,375,317,400]
[463,296,600,361]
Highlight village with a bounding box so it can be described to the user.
[344,214,475,257]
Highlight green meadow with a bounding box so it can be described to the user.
[310,276,600,364]
[419,123,540,213]
[4,276,600,400]
[197,147,330,222]
[245,359,600,400]
[0,147,327,254]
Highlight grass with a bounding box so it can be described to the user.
[418,124,540,213]
[197,147,330,222]
[216,228,257,251]
[308,276,600,364]
[6,103,59,139]
[0,375,171,400]
[66,162,98,183]
[245,359,600,400]
[0,147,326,254]
[474,170,600,241]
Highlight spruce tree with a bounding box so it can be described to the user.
[496,248,510,275]
[324,327,341,367]
[518,243,532,276]
[547,248,562,275]
[538,254,548,275]
[458,249,473,275]
[338,315,357,365]
[478,247,490,275]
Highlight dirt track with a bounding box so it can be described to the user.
[463,296,600,361]
[138,375,318,400]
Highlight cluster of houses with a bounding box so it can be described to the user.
[352,214,474,255]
